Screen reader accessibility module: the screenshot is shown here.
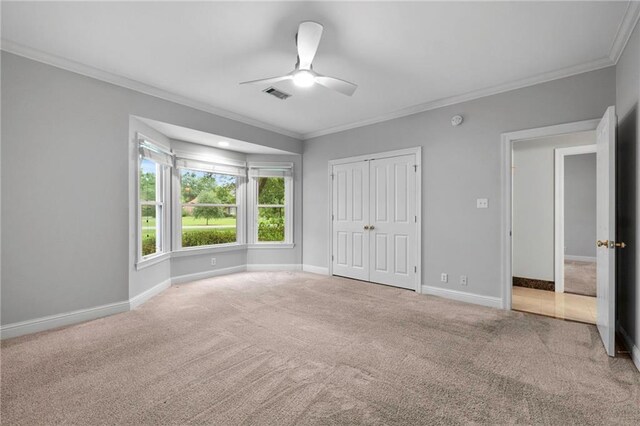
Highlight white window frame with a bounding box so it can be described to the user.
[136,135,172,268]
[174,153,247,252]
[248,162,294,248]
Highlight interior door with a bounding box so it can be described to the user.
[332,161,370,281]
[596,106,617,357]
[368,155,417,289]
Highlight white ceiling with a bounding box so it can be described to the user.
[2,1,637,139]
[137,117,293,155]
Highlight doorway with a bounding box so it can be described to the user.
[509,134,597,324]
[328,147,422,291]
[501,108,619,357]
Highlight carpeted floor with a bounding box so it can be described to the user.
[2,272,639,425]
[565,260,597,297]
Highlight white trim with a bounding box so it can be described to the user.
[328,147,422,292]
[0,40,302,140]
[421,286,502,310]
[170,265,247,285]
[1,265,339,339]
[136,252,171,270]
[609,1,640,63]
[564,255,596,263]
[302,264,330,275]
[501,119,599,310]
[6,7,638,146]
[129,279,171,309]
[0,301,130,340]
[554,144,597,293]
[246,264,301,272]
[303,59,613,140]
[618,323,640,372]
[247,243,295,249]
[328,147,424,166]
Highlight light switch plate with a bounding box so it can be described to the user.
[477,198,489,209]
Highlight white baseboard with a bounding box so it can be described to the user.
[565,255,596,263]
[0,300,130,340]
[618,324,640,372]
[421,285,503,309]
[302,264,330,275]
[0,264,346,340]
[129,279,172,309]
[170,265,247,285]
[246,264,302,272]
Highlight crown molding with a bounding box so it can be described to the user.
[4,0,635,145]
[0,39,303,140]
[301,56,614,140]
[609,1,640,63]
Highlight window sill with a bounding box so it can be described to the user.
[247,243,295,249]
[171,244,247,258]
[136,252,171,270]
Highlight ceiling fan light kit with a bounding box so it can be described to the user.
[292,70,315,87]
[240,21,357,96]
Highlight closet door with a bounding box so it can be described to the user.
[332,161,370,281]
[369,155,417,289]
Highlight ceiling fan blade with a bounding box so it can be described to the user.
[297,21,323,70]
[239,75,291,85]
[315,75,358,96]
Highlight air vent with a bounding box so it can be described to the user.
[263,86,291,100]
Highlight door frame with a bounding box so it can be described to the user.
[553,144,597,293]
[327,147,422,292]
[500,119,599,309]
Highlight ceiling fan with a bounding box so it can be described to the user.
[240,21,357,96]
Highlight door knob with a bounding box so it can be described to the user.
[615,242,627,249]
[596,240,609,247]
[369,225,375,230]
[364,225,370,230]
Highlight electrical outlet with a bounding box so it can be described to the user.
[476,198,489,209]
[460,275,468,286]
[210,258,216,266]
[441,273,448,283]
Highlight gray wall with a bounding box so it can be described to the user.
[303,66,616,299]
[564,153,596,258]
[1,52,301,325]
[615,21,639,358]
[512,132,595,281]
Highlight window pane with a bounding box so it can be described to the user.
[140,158,157,202]
[258,207,285,242]
[180,169,236,204]
[141,205,158,256]
[182,206,237,247]
[258,177,284,205]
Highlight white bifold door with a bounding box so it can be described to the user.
[332,153,418,290]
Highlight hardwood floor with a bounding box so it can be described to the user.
[512,286,596,324]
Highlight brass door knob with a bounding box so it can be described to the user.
[369,225,375,230]
[596,240,609,247]
[364,225,370,230]
[615,242,627,249]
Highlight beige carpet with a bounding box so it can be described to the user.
[565,260,597,297]
[2,272,639,425]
